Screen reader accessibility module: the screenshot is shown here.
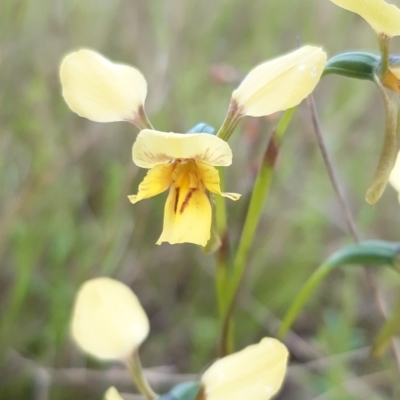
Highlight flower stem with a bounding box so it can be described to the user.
[214,169,234,356]
[216,99,242,142]
[378,34,391,79]
[125,351,157,400]
[219,108,296,353]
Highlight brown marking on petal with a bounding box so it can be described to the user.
[174,187,180,214]
[180,188,197,214]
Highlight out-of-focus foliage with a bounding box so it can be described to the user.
[1,0,400,399]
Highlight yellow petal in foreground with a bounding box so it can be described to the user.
[389,151,400,201]
[232,46,326,117]
[71,277,149,361]
[132,130,233,169]
[201,338,288,400]
[104,387,124,400]
[329,0,400,37]
[60,49,147,123]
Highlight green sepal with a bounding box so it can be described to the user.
[325,240,400,269]
[323,52,381,81]
[158,382,201,400]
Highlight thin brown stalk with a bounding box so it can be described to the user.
[306,94,400,373]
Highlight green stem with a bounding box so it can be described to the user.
[378,34,391,79]
[214,169,234,356]
[125,351,157,400]
[214,169,229,316]
[219,107,296,352]
[277,263,333,340]
[216,99,242,142]
[365,75,397,205]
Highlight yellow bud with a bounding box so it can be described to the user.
[200,338,288,400]
[232,46,326,117]
[71,277,149,361]
[104,387,124,400]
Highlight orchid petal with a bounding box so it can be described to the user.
[329,0,400,37]
[157,186,212,246]
[232,46,326,117]
[201,338,288,400]
[128,163,174,204]
[60,49,147,123]
[132,130,232,169]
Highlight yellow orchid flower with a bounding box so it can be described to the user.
[329,0,400,38]
[128,129,240,246]
[60,49,148,126]
[232,46,326,118]
[200,337,288,400]
[71,278,149,361]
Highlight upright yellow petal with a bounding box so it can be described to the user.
[196,161,241,201]
[201,338,288,400]
[329,0,400,37]
[389,151,400,201]
[128,163,174,204]
[60,49,147,123]
[132,130,232,169]
[157,185,212,246]
[232,46,326,117]
[104,387,124,400]
[71,278,149,361]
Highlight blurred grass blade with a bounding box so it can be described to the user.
[158,382,200,400]
[277,240,400,340]
[372,292,400,357]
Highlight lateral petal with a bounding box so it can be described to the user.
[157,186,212,246]
[196,161,241,201]
[232,46,326,117]
[60,49,147,123]
[128,163,174,204]
[132,130,232,168]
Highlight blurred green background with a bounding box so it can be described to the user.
[1,0,400,399]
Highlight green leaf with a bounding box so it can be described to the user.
[277,241,400,339]
[323,52,380,81]
[158,382,201,400]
